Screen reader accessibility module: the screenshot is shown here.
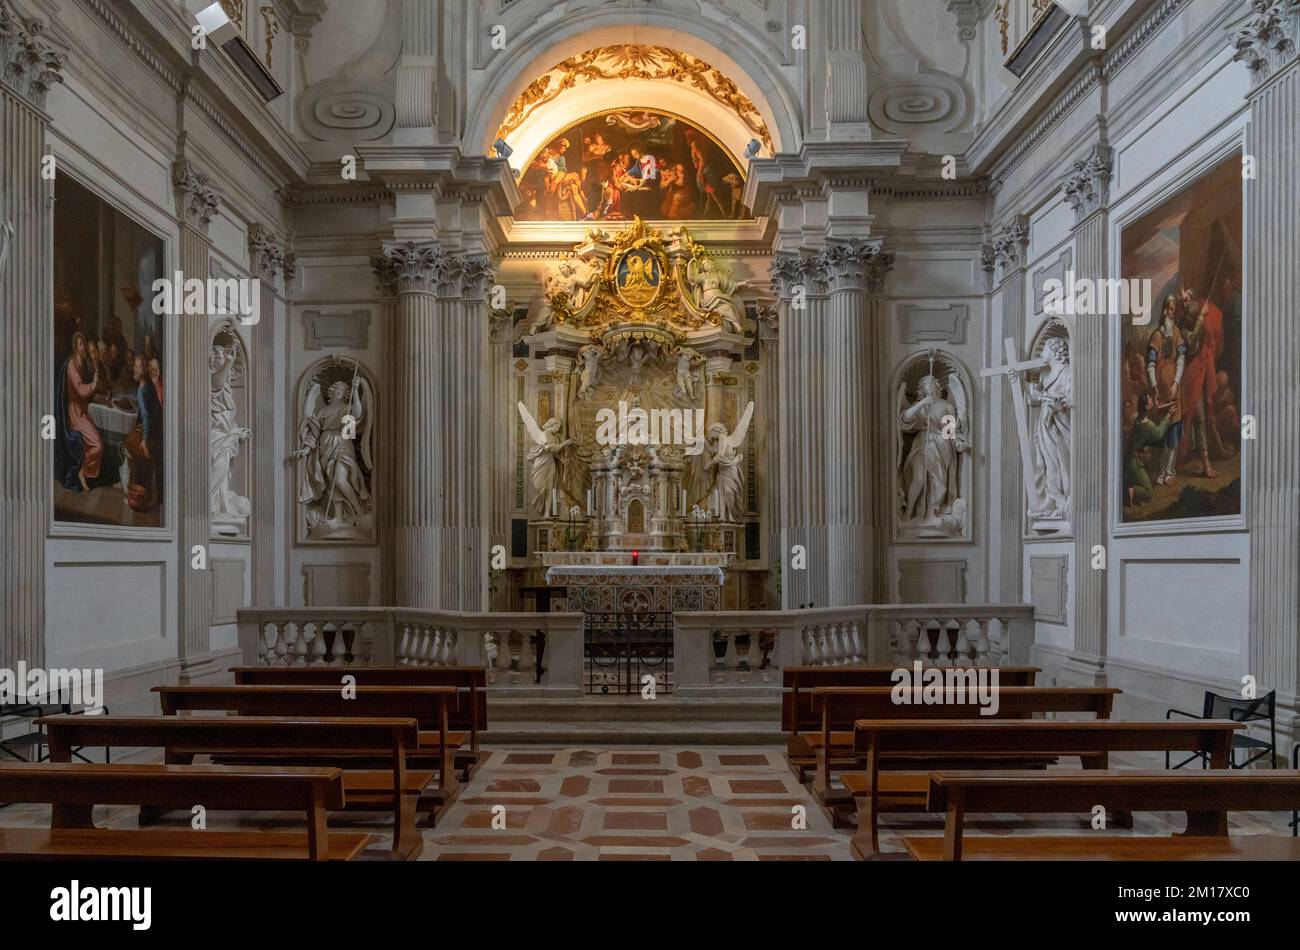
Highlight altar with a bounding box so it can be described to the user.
[545,561,726,615]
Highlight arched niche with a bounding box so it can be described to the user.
[467,18,801,161]
[209,320,252,539]
[892,349,975,543]
[293,356,378,545]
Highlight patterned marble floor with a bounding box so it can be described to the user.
[0,746,1292,860]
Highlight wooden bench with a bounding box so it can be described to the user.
[40,714,426,858]
[153,684,460,814]
[846,719,1242,858]
[0,762,374,860]
[906,769,1300,861]
[782,666,1040,782]
[230,666,487,780]
[808,686,1119,823]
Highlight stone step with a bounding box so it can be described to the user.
[482,720,784,746]
[487,696,781,724]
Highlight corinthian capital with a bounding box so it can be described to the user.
[769,255,805,299]
[0,1,65,108]
[248,224,287,282]
[1233,0,1300,82]
[460,256,495,302]
[1061,144,1113,221]
[372,240,443,295]
[173,161,222,231]
[820,238,894,294]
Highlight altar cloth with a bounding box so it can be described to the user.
[544,565,723,614]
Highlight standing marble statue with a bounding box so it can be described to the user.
[701,402,754,521]
[685,255,748,334]
[518,401,577,515]
[1016,336,1072,520]
[674,347,702,400]
[293,374,373,536]
[209,341,251,523]
[576,344,603,400]
[897,373,970,534]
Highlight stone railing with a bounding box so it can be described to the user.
[672,603,1036,697]
[236,608,585,697]
[238,602,1034,700]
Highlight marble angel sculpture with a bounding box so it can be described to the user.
[674,347,703,401]
[576,344,604,400]
[523,258,599,336]
[685,255,749,334]
[1017,336,1072,520]
[208,340,252,523]
[293,367,374,538]
[897,372,970,534]
[517,401,584,516]
[699,402,754,522]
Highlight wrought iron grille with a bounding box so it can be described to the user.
[584,611,673,695]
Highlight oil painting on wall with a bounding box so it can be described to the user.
[1119,154,1242,524]
[53,176,166,528]
[516,109,748,222]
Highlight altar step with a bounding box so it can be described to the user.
[483,697,783,745]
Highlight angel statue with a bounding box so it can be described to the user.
[576,344,603,401]
[525,258,598,336]
[700,402,755,522]
[209,340,251,524]
[1019,335,1072,520]
[897,371,970,535]
[674,347,703,401]
[686,254,749,334]
[517,401,583,516]
[0,218,13,273]
[292,367,374,539]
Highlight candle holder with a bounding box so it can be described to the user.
[688,505,714,553]
[562,505,584,551]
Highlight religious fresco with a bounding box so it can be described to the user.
[516,109,749,222]
[1119,154,1242,524]
[53,176,166,528]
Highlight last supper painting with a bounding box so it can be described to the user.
[516,109,749,222]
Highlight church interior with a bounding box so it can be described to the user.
[1,0,1299,896]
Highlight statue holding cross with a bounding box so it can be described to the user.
[984,333,1073,531]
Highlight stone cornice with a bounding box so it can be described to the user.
[0,0,65,109]
[743,141,910,220]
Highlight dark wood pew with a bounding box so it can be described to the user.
[907,769,1300,861]
[0,761,373,861]
[846,719,1242,858]
[153,684,460,814]
[782,666,1040,781]
[808,686,1120,822]
[40,715,426,858]
[230,666,487,780]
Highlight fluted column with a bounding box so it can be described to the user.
[174,160,222,669]
[0,3,63,668]
[1234,0,1300,724]
[488,306,514,609]
[820,240,893,606]
[757,309,781,608]
[1061,143,1113,684]
[459,257,493,611]
[247,225,290,606]
[991,217,1030,602]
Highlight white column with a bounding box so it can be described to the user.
[0,4,63,668]
[991,217,1030,602]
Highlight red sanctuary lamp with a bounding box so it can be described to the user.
[631,550,640,566]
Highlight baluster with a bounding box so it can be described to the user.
[722,632,740,670]
[804,629,819,666]
[973,619,991,666]
[518,631,536,674]
[933,621,953,668]
[745,632,763,671]
[292,624,309,666]
[272,623,290,665]
[990,616,1006,666]
[915,621,932,667]
[356,624,374,666]
[396,623,413,665]
[441,629,457,665]
[817,626,831,667]
[495,631,514,672]
[256,623,270,665]
[851,622,865,663]
[952,620,972,668]
[426,629,442,667]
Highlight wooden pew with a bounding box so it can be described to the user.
[40,715,426,858]
[0,762,373,860]
[846,719,1242,858]
[230,666,487,780]
[153,685,460,816]
[809,686,1119,823]
[907,769,1300,861]
[782,666,1040,781]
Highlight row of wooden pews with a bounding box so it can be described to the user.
[0,665,488,861]
[782,665,1300,860]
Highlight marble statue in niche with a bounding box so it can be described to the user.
[576,343,604,400]
[293,357,375,542]
[674,347,703,400]
[209,325,251,535]
[1020,331,1072,523]
[895,351,972,540]
[517,401,584,515]
[695,401,754,522]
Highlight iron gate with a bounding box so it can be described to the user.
[584,611,673,695]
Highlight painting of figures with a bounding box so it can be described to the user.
[1119,154,1242,524]
[53,176,167,528]
[516,109,748,222]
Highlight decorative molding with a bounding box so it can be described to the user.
[0,0,66,109]
[1030,555,1069,624]
[210,558,247,625]
[897,304,969,345]
[303,309,371,350]
[173,160,223,230]
[1232,0,1300,83]
[1061,142,1113,221]
[897,558,968,603]
[947,0,982,43]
